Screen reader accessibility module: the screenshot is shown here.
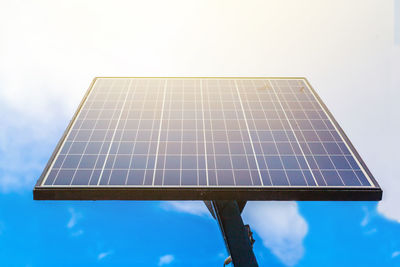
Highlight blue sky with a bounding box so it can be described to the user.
[1,1,400,266]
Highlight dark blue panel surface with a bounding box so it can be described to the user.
[37,78,377,191]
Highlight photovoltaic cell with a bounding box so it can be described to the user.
[33,78,382,200]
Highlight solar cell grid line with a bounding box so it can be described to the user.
[161,81,172,185]
[279,79,343,186]
[283,80,325,186]
[233,80,264,186]
[280,80,322,184]
[86,79,120,186]
[276,79,330,186]
[144,80,163,185]
[283,80,327,186]
[300,79,349,185]
[178,81,183,186]
[277,79,370,186]
[83,80,110,186]
[181,82,186,183]
[164,80,176,186]
[101,79,132,186]
[221,81,238,185]
[237,99,260,185]
[120,83,135,186]
[190,80,196,185]
[241,80,271,186]
[248,80,277,186]
[156,80,193,186]
[152,80,167,186]
[265,80,318,186]
[120,79,158,186]
[194,79,205,186]
[164,80,181,186]
[205,80,251,186]
[166,81,177,185]
[283,79,335,186]
[216,80,236,186]
[34,77,382,201]
[298,79,372,186]
[79,79,103,185]
[180,80,186,186]
[106,81,132,185]
[194,80,205,186]
[273,81,315,186]
[203,80,217,186]
[247,79,303,186]
[229,81,259,186]
[97,79,129,185]
[44,79,116,186]
[256,80,293,185]
[68,79,117,186]
[223,80,244,186]
[176,80,183,186]
[134,79,164,186]
[289,80,340,184]
[143,80,161,185]
[193,81,203,185]
[200,80,210,186]
[241,81,291,186]
[208,80,225,185]
[122,80,140,186]
[262,80,312,186]
[273,79,343,186]
[77,79,124,186]
[238,79,293,186]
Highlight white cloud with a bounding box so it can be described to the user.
[361,214,369,227]
[0,105,63,192]
[0,174,30,193]
[67,208,82,229]
[361,206,371,227]
[162,201,211,217]
[392,251,400,258]
[379,199,400,224]
[71,229,84,237]
[242,202,308,266]
[158,254,174,266]
[369,47,400,223]
[377,165,400,223]
[217,252,227,259]
[364,228,377,235]
[66,208,84,237]
[98,251,113,261]
[360,207,379,235]
[164,201,308,266]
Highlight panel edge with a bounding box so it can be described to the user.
[34,77,98,188]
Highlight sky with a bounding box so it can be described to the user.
[0,0,399,266]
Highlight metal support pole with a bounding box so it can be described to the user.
[212,200,258,267]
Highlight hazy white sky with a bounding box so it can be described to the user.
[0,1,399,265]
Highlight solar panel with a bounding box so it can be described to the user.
[33,78,382,200]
